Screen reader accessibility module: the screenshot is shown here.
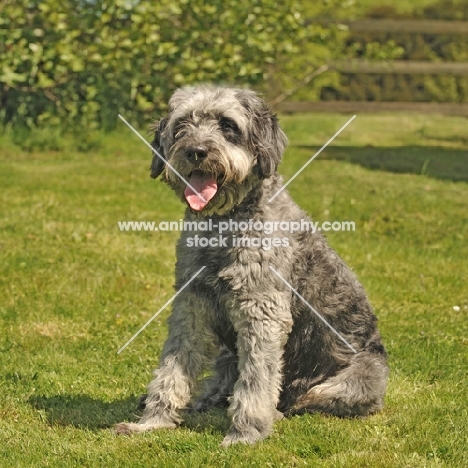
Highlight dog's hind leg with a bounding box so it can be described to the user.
[290,351,389,417]
[192,346,239,412]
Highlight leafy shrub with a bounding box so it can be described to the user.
[0,0,348,132]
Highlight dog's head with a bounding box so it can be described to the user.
[150,86,287,216]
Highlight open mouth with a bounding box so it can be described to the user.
[184,170,220,211]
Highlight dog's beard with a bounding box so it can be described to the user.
[201,176,261,216]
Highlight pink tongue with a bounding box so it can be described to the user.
[184,173,218,211]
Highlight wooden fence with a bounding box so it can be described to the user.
[277,19,468,116]
[320,19,468,34]
[276,101,468,116]
[331,60,468,75]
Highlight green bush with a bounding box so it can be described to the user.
[0,0,355,132]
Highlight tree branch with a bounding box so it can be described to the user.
[268,64,330,107]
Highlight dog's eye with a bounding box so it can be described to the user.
[220,118,238,133]
[173,120,186,138]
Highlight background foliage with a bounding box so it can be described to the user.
[2,0,464,134]
[0,0,341,131]
[1,0,398,134]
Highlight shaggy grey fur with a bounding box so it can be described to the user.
[115,86,389,446]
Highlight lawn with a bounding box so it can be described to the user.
[0,111,467,467]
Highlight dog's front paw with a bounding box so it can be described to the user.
[115,417,178,435]
[220,427,266,447]
[115,422,148,435]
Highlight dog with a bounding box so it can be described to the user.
[115,86,389,446]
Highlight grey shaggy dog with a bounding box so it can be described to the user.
[115,86,389,446]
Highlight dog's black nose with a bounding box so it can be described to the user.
[184,146,208,162]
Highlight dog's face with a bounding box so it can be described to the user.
[150,87,287,216]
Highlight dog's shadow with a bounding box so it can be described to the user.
[28,394,231,435]
[29,394,139,430]
[181,408,231,436]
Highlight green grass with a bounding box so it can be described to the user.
[282,112,468,181]
[1,112,467,467]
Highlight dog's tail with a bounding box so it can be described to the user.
[289,350,389,417]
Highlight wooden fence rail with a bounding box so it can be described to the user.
[276,101,468,116]
[319,19,468,35]
[331,60,468,75]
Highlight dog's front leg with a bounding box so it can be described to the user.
[116,293,215,434]
[221,313,290,446]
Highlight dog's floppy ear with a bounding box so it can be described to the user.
[150,117,168,179]
[239,91,288,178]
[254,109,288,178]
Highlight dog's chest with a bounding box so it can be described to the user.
[211,299,238,353]
[198,253,241,353]
[177,226,279,353]
[184,243,258,353]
